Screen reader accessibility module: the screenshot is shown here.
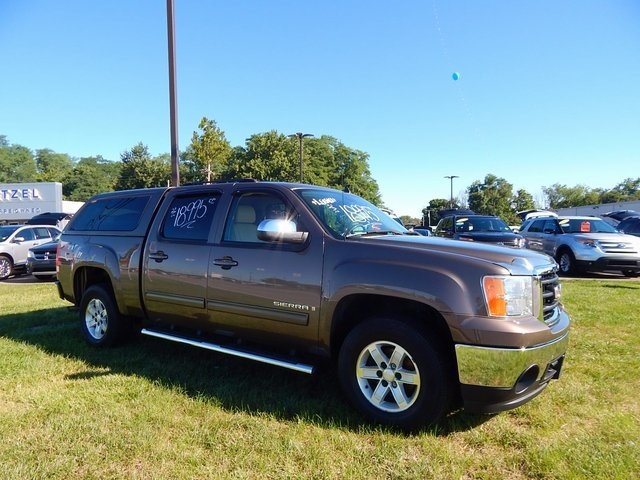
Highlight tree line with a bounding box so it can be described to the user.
[0,118,381,205]
[2,121,638,226]
[421,173,640,226]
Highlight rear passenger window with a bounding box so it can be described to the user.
[70,196,149,231]
[162,193,220,241]
[33,227,52,239]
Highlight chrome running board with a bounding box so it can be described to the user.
[140,328,314,375]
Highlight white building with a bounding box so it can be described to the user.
[555,199,640,223]
[0,182,83,225]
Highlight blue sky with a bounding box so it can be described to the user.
[1,1,639,217]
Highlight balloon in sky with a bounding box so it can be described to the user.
[452,72,460,81]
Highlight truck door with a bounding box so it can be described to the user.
[207,189,323,346]
[142,189,222,331]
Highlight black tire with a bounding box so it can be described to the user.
[556,249,577,276]
[79,284,124,347]
[0,255,13,280]
[623,270,639,278]
[338,317,453,430]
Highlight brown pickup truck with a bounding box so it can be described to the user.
[56,181,570,430]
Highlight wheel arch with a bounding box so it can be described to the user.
[330,294,456,366]
[74,267,117,310]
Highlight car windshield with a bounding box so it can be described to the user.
[558,218,618,234]
[298,188,408,238]
[0,225,20,242]
[454,217,511,233]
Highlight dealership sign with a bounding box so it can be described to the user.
[0,182,63,221]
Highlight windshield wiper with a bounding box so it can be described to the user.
[346,230,405,238]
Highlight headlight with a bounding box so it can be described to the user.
[482,276,534,317]
[576,239,598,248]
[28,250,35,259]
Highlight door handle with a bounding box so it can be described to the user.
[213,256,238,270]
[149,251,169,262]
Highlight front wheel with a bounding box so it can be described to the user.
[0,255,13,280]
[79,284,124,347]
[338,317,453,430]
[556,249,578,276]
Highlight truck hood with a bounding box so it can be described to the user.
[350,234,557,275]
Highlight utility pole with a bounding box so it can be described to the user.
[288,132,314,182]
[444,175,459,208]
[167,0,180,186]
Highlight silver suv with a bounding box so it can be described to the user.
[0,224,61,280]
[519,216,640,277]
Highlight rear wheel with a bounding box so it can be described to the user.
[79,284,124,347]
[338,317,453,430]
[0,255,13,280]
[623,270,639,278]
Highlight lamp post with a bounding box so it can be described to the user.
[166,0,180,186]
[444,175,459,208]
[288,132,314,182]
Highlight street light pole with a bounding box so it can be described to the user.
[288,132,314,182]
[166,0,180,186]
[444,175,459,208]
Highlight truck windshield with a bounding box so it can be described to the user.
[297,189,408,238]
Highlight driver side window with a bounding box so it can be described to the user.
[223,191,299,243]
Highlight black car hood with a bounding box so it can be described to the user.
[454,232,522,243]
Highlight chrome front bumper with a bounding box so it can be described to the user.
[455,331,569,389]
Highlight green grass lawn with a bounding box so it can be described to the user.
[1,279,638,479]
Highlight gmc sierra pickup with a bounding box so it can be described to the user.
[56,181,570,429]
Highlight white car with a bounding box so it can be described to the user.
[519,215,640,277]
[0,224,61,280]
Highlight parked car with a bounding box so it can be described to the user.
[433,214,525,248]
[26,212,73,229]
[617,216,640,238]
[26,234,60,280]
[516,209,558,221]
[519,215,640,277]
[601,210,640,223]
[0,224,61,280]
[413,227,432,236]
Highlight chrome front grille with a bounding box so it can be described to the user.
[539,269,561,326]
[599,240,638,254]
[34,248,58,260]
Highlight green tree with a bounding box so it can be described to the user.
[422,198,450,226]
[315,136,381,204]
[184,117,232,183]
[226,131,299,181]
[115,143,170,190]
[512,189,536,214]
[468,174,519,224]
[543,183,599,209]
[63,156,121,201]
[0,142,37,182]
[600,177,640,203]
[35,149,74,183]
